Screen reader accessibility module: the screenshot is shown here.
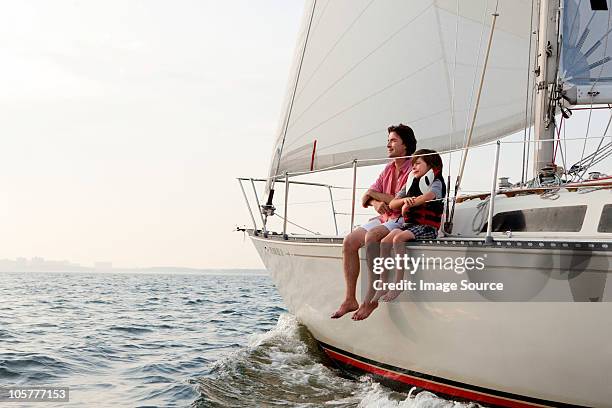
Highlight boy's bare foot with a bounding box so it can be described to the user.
[381,290,402,302]
[351,301,378,320]
[331,300,359,318]
[371,290,387,303]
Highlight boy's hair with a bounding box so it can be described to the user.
[387,124,417,156]
[412,148,443,171]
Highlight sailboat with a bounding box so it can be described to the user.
[239,0,612,406]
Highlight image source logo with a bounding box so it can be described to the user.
[360,244,609,302]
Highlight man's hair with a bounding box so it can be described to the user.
[412,148,443,171]
[387,124,417,156]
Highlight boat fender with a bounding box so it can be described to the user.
[405,168,435,195]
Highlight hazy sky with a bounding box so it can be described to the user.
[2,1,610,269]
[1,1,304,269]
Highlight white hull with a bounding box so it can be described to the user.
[250,234,612,407]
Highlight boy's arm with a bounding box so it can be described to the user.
[389,197,404,210]
[389,184,408,210]
[404,180,443,209]
[403,191,436,209]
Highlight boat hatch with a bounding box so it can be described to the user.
[481,205,587,233]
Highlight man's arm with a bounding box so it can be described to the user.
[363,164,389,207]
[366,190,395,204]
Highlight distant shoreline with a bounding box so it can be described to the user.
[0,268,268,275]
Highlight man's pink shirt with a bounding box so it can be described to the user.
[367,159,412,222]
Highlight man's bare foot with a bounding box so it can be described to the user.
[381,289,402,302]
[351,301,378,320]
[331,300,359,318]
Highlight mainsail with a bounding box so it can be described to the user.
[561,0,612,105]
[267,0,534,182]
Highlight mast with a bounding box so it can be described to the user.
[533,0,560,175]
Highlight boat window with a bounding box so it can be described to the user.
[598,204,612,233]
[481,205,587,233]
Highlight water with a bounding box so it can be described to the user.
[0,271,472,407]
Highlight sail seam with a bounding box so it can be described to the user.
[284,3,436,146]
[292,0,376,103]
[285,57,443,149]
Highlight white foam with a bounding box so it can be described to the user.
[355,381,477,408]
[215,313,478,407]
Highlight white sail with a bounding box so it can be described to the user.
[561,0,612,105]
[267,0,534,179]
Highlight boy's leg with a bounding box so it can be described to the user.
[363,225,391,303]
[352,225,392,320]
[371,229,401,303]
[382,230,416,302]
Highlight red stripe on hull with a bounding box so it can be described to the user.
[323,348,549,408]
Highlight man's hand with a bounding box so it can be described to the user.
[373,200,391,215]
[361,190,373,207]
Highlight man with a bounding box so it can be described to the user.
[331,124,417,319]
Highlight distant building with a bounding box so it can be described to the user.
[31,257,45,267]
[94,262,113,271]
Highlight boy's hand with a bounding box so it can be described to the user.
[401,202,410,217]
[403,197,416,207]
[402,197,416,217]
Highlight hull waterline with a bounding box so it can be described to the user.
[249,232,612,407]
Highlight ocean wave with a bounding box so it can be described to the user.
[109,326,153,334]
[194,314,471,408]
[0,272,473,407]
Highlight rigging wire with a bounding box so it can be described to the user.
[574,97,595,181]
[524,65,538,182]
[248,135,609,183]
[443,0,460,233]
[521,0,537,185]
[572,2,612,181]
[450,0,499,232]
[448,0,460,190]
[270,0,318,187]
[576,107,612,179]
[445,0,493,234]
[559,115,568,177]
[552,115,564,163]
[459,0,491,154]
[273,214,320,235]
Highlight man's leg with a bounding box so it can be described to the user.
[330,227,367,318]
[352,225,392,320]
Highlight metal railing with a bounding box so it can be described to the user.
[238,135,611,241]
[237,177,344,237]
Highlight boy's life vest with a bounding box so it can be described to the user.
[403,169,446,229]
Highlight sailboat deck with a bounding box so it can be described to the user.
[246,229,611,252]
